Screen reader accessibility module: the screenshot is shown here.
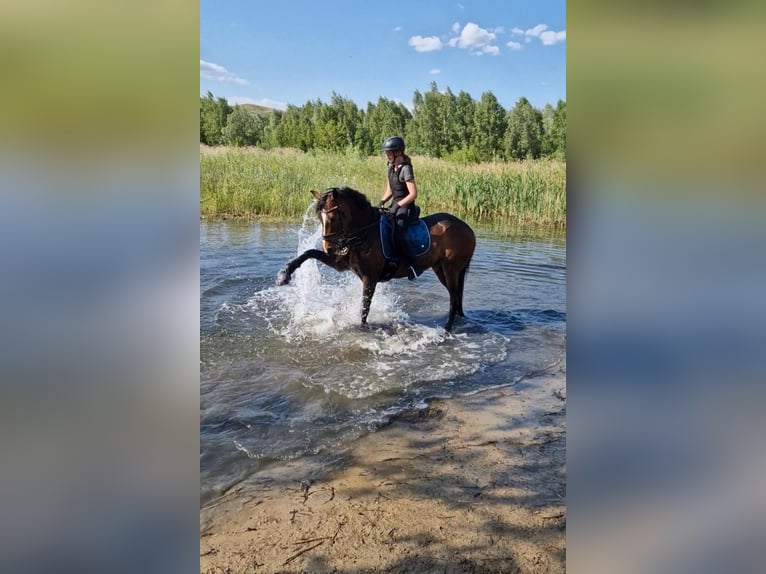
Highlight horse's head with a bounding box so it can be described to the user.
[311,188,345,254]
[311,187,376,254]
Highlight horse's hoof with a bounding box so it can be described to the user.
[276,270,290,285]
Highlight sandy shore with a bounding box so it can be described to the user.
[200,366,566,573]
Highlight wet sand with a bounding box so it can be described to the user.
[200,366,566,573]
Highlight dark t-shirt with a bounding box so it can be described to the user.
[397,163,414,183]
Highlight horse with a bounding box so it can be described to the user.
[276,187,476,331]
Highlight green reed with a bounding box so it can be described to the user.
[200,146,566,227]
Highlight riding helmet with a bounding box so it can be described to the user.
[381,136,405,152]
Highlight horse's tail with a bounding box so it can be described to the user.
[457,260,470,317]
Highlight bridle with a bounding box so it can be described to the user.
[319,202,378,255]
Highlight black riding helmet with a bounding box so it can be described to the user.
[381,136,405,152]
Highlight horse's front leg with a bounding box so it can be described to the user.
[276,249,336,285]
[360,278,377,325]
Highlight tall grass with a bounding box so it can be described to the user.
[200,145,566,227]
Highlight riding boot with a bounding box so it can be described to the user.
[395,233,421,280]
[394,222,418,280]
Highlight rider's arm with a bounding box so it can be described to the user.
[379,180,393,206]
[396,179,417,207]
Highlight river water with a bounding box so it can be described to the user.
[200,215,566,504]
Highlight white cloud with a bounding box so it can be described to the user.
[227,96,287,111]
[455,22,495,48]
[540,30,566,45]
[511,27,524,35]
[200,59,248,85]
[525,24,549,38]
[408,35,442,52]
[449,22,499,56]
[507,41,523,51]
[451,22,461,34]
[429,69,441,75]
[393,26,402,32]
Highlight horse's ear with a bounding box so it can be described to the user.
[310,190,321,200]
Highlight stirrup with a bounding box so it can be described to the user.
[407,266,417,280]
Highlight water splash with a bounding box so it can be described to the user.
[251,205,408,341]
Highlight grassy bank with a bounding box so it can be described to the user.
[200,145,566,227]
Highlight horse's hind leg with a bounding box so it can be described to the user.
[433,264,461,331]
[456,262,470,317]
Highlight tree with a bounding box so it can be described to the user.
[505,97,543,160]
[199,88,564,162]
[200,91,232,145]
[540,100,566,159]
[472,91,507,161]
[222,106,262,147]
[549,100,566,159]
[452,90,476,152]
[261,109,283,149]
[363,97,411,155]
[312,99,344,152]
[330,92,362,150]
[541,103,556,157]
[408,82,450,157]
[276,105,305,150]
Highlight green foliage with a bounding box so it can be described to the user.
[452,90,476,150]
[363,97,411,155]
[222,105,263,147]
[505,97,544,160]
[407,83,462,157]
[541,101,566,159]
[472,92,508,161]
[549,100,567,159]
[200,86,565,162]
[443,147,482,165]
[200,91,232,146]
[260,110,283,149]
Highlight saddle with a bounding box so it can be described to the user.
[379,211,431,261]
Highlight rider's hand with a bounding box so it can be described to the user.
[377,200,386,209]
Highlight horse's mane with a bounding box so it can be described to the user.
[316,187,374,218]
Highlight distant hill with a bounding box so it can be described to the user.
[239,103,276,116]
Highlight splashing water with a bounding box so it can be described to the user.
[251,206,409,342]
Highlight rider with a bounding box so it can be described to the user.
[378,136,422,280]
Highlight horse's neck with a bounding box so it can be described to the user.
[350,206,378,230]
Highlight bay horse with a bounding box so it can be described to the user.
[276,187,476,331]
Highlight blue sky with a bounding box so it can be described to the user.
[200,0,565,112]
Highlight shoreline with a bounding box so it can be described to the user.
[200,366,566,573]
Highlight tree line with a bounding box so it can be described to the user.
[200,82,565,162]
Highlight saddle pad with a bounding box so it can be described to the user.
[380,216,431,260]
